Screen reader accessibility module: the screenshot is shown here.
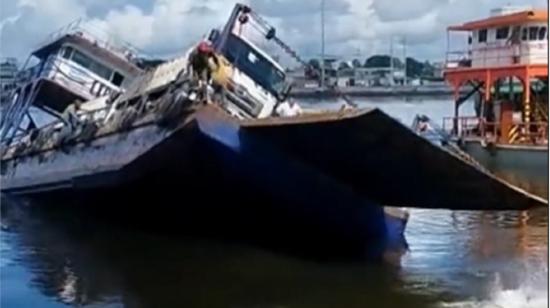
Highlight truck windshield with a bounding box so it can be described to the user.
[222,34,285,97]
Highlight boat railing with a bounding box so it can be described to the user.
[17,54,120,96]
[445,50,472,69]
[443,116,548,145]
[442,116,482,136]
[1,106,111,155]
[445,44,548,69]
[36,19,143,63]
[502,121,548,145]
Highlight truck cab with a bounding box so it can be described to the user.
[206,5,291,119]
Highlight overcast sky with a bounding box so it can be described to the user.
[0,0,547,64]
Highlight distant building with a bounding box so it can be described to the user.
[345,67,405,86]
[0,58,19,105]
[431,62,445,79]
[1,58,18,90]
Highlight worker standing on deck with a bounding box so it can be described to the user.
[508,26,521,64]
[62,99,83,129]
[275,99,302,117]
[189,42,219,84]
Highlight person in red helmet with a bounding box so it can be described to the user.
[189,40,219,84]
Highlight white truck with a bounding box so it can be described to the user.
[204,4,293,119]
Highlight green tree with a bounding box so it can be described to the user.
[306,59,321,79]
[364,55,403,68]
[405,57,422,78]
[338,61,351,70]
[308,59,321,70]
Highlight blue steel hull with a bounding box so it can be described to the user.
[3,105,546,255]
[1,108,408,258]
[195,112,407,256]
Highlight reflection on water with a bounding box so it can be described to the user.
[1,198,547,308]
[1,98,548,308]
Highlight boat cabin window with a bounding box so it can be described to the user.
[522,28,528,40]
[496,27,509,40]
[59,46,126,87]
[478,29,487,43]
[529,27,539,41]
[539,27,547,40]
[62,46,74,59]
[73,50,112,80]
[111,72,124,87]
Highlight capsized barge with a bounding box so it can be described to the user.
[0,4,546,254]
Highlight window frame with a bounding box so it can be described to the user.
[478,29,488,43]
[111,71,125,87]
[496,27,509,40]
[61,46,115,82]
[529,26,539,41]
[539,27,547,41]
[61,46,74,59]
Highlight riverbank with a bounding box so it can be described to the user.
[290,85,470,99]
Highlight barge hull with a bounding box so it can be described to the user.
[2,111,408,257]
[233,107,546,210]
[2,106,545,211]
[461,140,549,198]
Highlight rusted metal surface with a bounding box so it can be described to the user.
[1,109,198,194]
[198,103,365,126]
[2,101,546,210]
[242,109,367,126]
[115,55,189,104]
[236,108,547,210]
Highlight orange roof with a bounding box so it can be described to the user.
[448,9,548,31]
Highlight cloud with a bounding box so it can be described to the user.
[1,0,87,57]
[372,0,445,22]
[0,0,548,64]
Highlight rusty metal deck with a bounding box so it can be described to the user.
[197,105,546,210]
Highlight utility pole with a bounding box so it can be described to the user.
[389,36,394,86]
[320,0,325,88]
[403,36,407,84]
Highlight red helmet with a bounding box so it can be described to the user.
[198,41,213,53]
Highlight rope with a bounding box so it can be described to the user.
[247,10,357,107]
[413,114,489,171]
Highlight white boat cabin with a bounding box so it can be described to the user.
[16,23,143,112]
[447,7,548,68]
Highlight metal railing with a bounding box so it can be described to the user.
[1,106,111,154]
[445,43,548,69]
[35,19,144,62]
[442,116,482,137]
[505,121,548,145]
[15,55,119,97]
[442,116,548,145]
